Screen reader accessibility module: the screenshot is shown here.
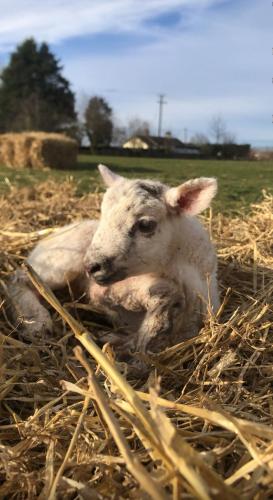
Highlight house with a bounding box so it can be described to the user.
[123,135,200,156]
[250,148,273,161]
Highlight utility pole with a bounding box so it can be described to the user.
[183,127,188,143]
[157,94,167,137]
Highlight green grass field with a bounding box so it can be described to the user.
[1,154,273,213]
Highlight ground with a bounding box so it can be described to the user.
[1,154,273,212]
[1,157,273,498]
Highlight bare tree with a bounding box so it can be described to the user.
[209,115,236,144]
[77,91,90,120]
[222,131,237,144]
[209,115,227,143]
[190,133,210,145]
[112,125,127,146]
[127,117,151,138]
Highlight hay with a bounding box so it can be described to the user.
[0,132,78,170]
[0,136,15,168]
[13,135,36,170]
[1,179,273,498]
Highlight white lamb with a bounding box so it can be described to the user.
[9,164,219,358]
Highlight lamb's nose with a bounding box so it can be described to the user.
[89,262,102,275]
[87,258,113,276]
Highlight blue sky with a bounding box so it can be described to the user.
[0,0,271,146]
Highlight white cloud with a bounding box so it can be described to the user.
[0,0,271,146]
[0,0,222,47]
[61,0,271,144]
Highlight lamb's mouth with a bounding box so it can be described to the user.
[93,268,128,286]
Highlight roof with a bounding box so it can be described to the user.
[132,135,184,148]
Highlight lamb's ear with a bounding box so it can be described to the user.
[165,177,217,216]
[98,164,124,187]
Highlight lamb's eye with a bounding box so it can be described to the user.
[137,219,157,233]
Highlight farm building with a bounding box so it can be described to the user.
[123,134,200,156]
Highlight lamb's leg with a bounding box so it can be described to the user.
[88,273,204,367]
[28,220,98,289]
[136,279,187,353]
[7,269,53,338]
[131,274,207,354]
[8,220,98,337]
[104,277,189,374]
[89,275,187,354]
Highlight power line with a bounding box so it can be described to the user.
[157,94,167,137]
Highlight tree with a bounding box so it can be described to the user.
[112,117,151,146]
[209,115,227,143]
[190,133,210,145]
[0,38,76,132]
[222,131,237,144]
[127,118,150,138]
[84,96,113,151]
[209,115,236,144]
[61,121,85,145]
[112,125,127,146]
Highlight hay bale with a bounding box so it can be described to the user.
[13,133,35,169]
[0,132,78,169]
[0,133,31,169]
[29,132,78,169]
[0,134,15,168]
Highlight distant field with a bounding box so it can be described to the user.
[1,154,273,213]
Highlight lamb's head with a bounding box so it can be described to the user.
[84,164,217,285]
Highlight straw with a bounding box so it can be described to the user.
[1,178,273,498]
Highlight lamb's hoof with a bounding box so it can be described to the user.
[126,359,150,378]
[18,311,53,341]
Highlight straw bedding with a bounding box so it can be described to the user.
[0,133,78,170]
[1,179,273,499]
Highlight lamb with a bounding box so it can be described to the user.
[8,164,219,359]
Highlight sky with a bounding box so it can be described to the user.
[0,0,271,147]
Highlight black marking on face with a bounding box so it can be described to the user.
[137,182,163,199]
[128,224,138,238]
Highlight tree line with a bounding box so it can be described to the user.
[0,38,155,151]
[0,38,236,151]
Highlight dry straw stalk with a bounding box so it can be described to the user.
[25,262,236,499]
[1,180,273,498]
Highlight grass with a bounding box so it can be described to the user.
[1,154,273,212]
